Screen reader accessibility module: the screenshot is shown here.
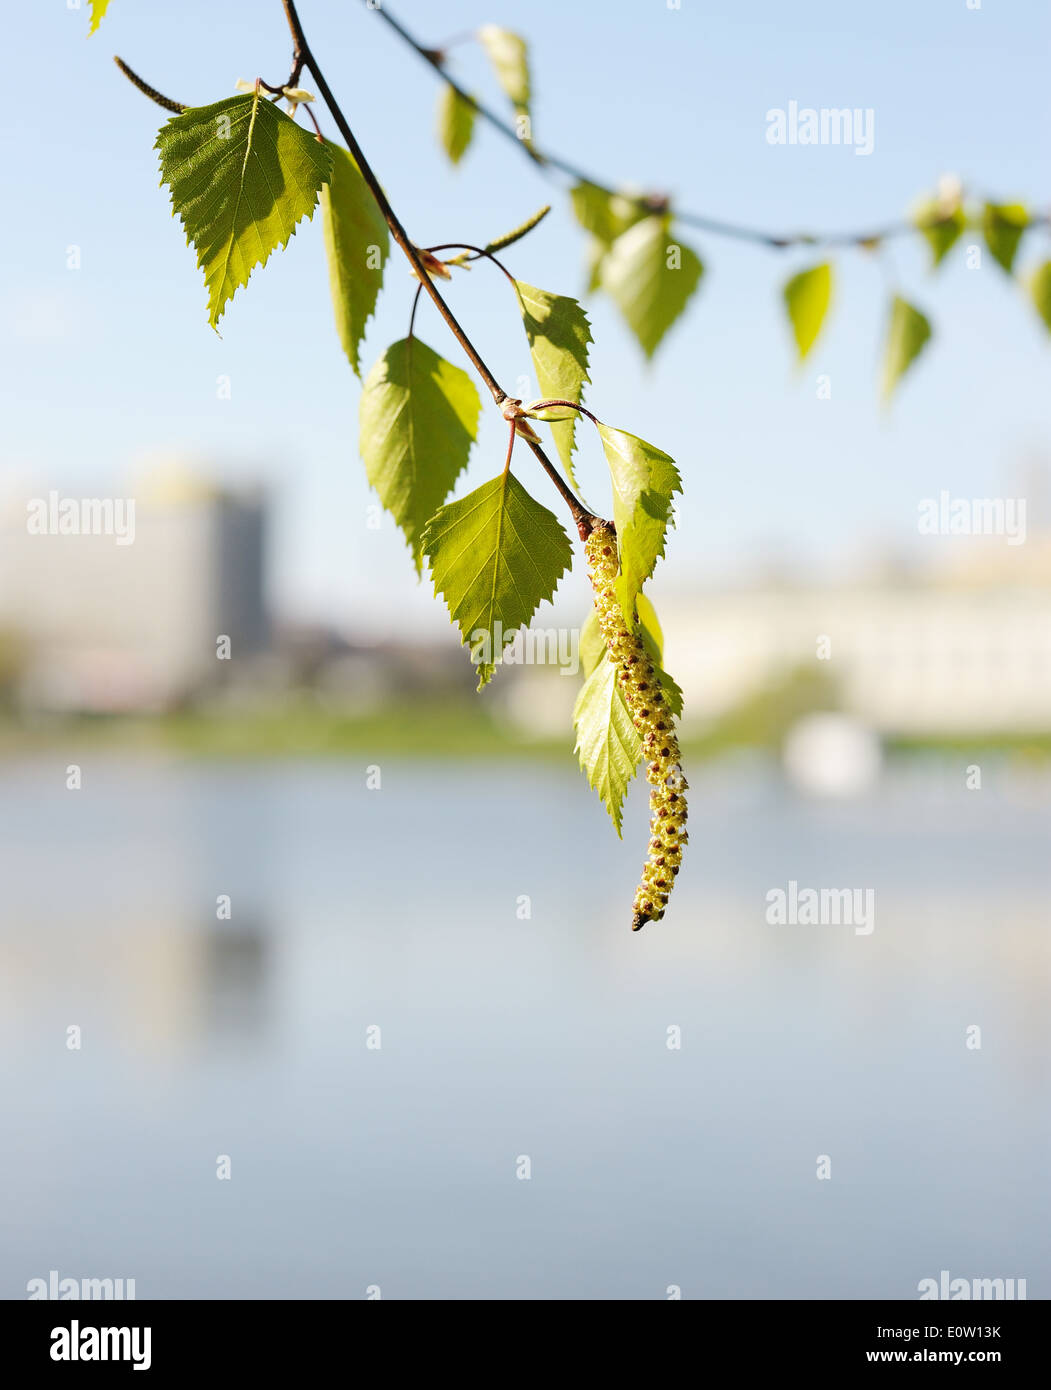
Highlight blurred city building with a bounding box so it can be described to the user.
[2,465,1051,742]
[505,537,1051,741]
[0,466,269,712]
[661,542,1051,736]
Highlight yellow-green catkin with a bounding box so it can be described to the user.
[585,524,688,931]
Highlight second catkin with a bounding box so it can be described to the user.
[584,523,688,931]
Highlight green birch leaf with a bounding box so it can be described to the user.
[584,238,606,294]
[783,262,833,360]
[437,85,476,165]
[635,593,684,718]
[581,597,680,713]
[634,593,664,658]
[983,202,1029,275]
[573,653,642,837]
[880,296,932,402]
[321,142,389,377]
[575,597,682,830]
[579,609,607,679]
[514,280,592,489]
[478,25,530,111]
[570,182,647,248]
[1030,261,1051,332]
[571,182,617,244]
[597,425,682,622]
[569,185,648,293]
[422,472,572,689]
[601,215,703,359]
[359,338,481,572]
[913,199,966,268]
[156,92,331,330]
[88,0,111,34]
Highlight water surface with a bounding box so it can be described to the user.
[0,755,1047,1298]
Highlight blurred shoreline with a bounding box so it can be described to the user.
[5,704,1051,762]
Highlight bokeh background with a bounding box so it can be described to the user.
[1,0,1049,1298]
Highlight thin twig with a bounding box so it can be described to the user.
[364,1,1049,250]
[280,1,509,405]
[366,3,548,171]
[521,436,600,540]
[278,1,603,537]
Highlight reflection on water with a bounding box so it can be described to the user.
[0,753,1047,1299]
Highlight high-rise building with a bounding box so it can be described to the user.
[0,467,269,711]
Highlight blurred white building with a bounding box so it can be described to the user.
[503,537,1051,740]
[4,460,1051,738]
[0,467,269,711]
[661,540,1051,736]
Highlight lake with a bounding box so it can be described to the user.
[0,753,1047,1298]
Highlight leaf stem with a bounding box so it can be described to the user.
[423,243,517,286]
[502,419,517,477]
[299,101,324,140]
[407,283,424,342]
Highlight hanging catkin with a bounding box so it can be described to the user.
[585,524,688,930]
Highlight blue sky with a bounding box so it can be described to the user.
[3,0,1050,636]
